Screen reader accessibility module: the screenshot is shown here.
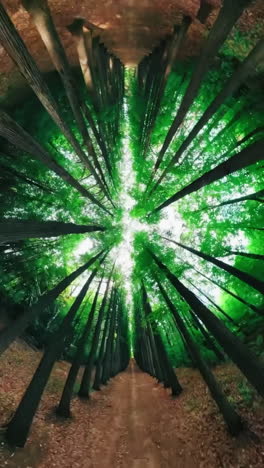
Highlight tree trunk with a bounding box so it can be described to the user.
[92,290,114,390]
[81,103,112,177]
[152,139,264,213]
[186,279,237,324]
[141,283,182,394]
[147,323,164,383]
[155,0,253,166]
[78,272,113,397]
[141,283,163,380]
[236,126,264,147]
[0,3,111,195]
[144,328,156,377]
[193,188,264,212]
[56,277,103,417]
[0,250,105,355]
[141,16,191,161]
[166,239,264,295]
[67,19,94,93]
[155,277,243,435]
[190,264,261,315]
[149,249,264,397]
[0,111,112,215]
[101,290,118,384]
[5,268,98,447]
[228,251,264,261]
[104,293,119,381]
[153,38,264,187]
[22,0,92,146]
[189,310,225,361]
[0,162,53,193]
[0,219,105,244]
[111,319,121,377]
[154,329,183,396]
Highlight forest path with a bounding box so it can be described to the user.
[74,359,194,468]
[100,359,189,467]
[1,345,264,468]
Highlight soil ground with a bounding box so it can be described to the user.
[0,341,264,467]
[1,0,264,107]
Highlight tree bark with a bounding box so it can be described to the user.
[228,251,264,261]
[152,38,264,187]
[189,309,225,361]
[193,188,264,212]
[152,139,264,213]
[78,272,113,397]
[141,283,163,380]
[166,239,264,295]
[141,283,182,394]
[67,19,94,94]
[0,4,107,195]
[186,278,237,324]
[0,162,52,193]
[5,268,98,447]
[101,289,118,384]
[0,250,105,355]
[189,263,261,315]
[155,277,243,435]
[0,111,112,215]
[140,16,191,160]
[92,290,114,390]
[0,219,105,244]
[56,276,103,417]
[155,0,253,167]
[154,328,183,395]
[149,249,264,397]
[22,0,93,148]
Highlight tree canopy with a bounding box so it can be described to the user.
[0,0,263,446]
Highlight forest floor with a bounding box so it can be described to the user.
[1,0,264,107]
[0,341,264,467]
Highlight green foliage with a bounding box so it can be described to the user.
[129,51,264,368]
[1,42,263,369]
[237,379,254,407]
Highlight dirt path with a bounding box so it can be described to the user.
[1,344,264,467]
[106,361,195,467]
[109,360,167,467]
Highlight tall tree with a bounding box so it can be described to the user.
[0,250,105,355]
[155,276,243,435]
[154,0,253,170]
[101,289,118,385]
[92,288,114,390]
[226,251,264,261]
[141,282,182,395]
[56,276,103,417]
[164,238,264,295]
[78,270,113,397]
[150,38,264,191]
[0,162,53,193]
[21,0,104,168]
[152,139,264,213]
[189,309,225,362]
[5,266,98,447]
[0,3,109,196]
[191,189,264,212]
[0,111,112,215]
[185,278,237,324]
[183,262,261,315]
[149,248,264,397]
[0,219,105,244]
